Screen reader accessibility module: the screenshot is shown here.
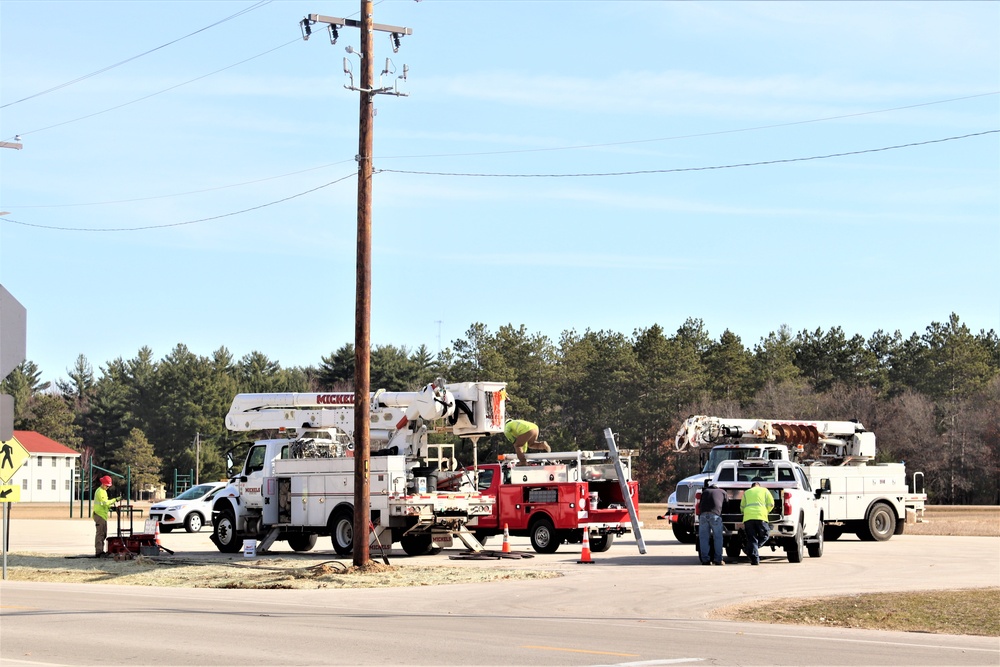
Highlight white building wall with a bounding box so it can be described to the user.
[10,453,80,503]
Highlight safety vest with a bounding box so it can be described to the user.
[740,485,774,521]
[504,420,537,443]
[93,487,117,520]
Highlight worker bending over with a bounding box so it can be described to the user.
[504,419,551,465]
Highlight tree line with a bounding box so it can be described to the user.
[3,312,997,504]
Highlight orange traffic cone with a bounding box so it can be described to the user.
[577,528,594,564]
[154,521,162,547]
[501,523,511,553]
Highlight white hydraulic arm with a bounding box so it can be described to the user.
[674,415,874,461]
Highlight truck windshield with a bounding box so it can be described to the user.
[703,448,771,473]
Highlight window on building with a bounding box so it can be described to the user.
[52,457,57,467]
[37,479,42,490]
[22,479,28,490]
[66,458,71,467]
[65,480,71,490]
[52,479,57,490]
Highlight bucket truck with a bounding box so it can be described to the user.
[210,380,506,556]
[669,415,926,543]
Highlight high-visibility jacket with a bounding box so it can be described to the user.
[504,420,537,443]
[740,485,774,521]
[93,487,118,520]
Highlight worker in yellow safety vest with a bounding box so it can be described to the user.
[740,481,774,565]
[93,476,120,558]
[503,419,551,465]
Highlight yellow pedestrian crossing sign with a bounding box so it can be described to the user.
[0,484,19,502]
[0,437,30,483]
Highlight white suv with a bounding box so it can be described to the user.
[150,482,226,533]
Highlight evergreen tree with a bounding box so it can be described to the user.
[318,344,355,389]
[114,428,163,500]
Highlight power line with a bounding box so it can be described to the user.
[6,160,354,208]
[0,173,356,232]
[376,92,1000,160]
[4,94,995,208]
[6,38,300,140]
[0,1,273,109]
[377,130,999,178]
[3,130,994,233]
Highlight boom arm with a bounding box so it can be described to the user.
[674,415,875,462]
[225,381,507,456]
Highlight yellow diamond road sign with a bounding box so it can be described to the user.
[0,437,30,483]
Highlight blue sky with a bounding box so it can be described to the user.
[1,1,998,386]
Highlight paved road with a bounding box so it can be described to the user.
[2,520,998,666]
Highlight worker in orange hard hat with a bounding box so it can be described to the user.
[93,476,120,558]
[504,419,551,465]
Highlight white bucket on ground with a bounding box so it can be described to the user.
[243,539,256,558]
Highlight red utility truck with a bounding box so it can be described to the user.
[442,449,640,554]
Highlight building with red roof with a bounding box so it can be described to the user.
[5,431,81,503]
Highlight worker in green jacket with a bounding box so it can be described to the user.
[93,476,120,557]
[740,481,774,565]
[503,419,550,465]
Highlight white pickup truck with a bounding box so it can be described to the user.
[696,459,827,563]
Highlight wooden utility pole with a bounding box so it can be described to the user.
[353,0,375,568]
[302,5,411,567]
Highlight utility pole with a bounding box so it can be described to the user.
[302,4,411,567]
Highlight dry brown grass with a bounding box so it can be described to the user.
[713,588,1000,637]
[3,552,560,589]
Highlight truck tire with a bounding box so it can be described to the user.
[529,517,559,554]
[785,520,805,563]
[671,516,696,544]
[590,532,614,553]
[858,502,895,542]
[184,512,204,533]
[894,517,906,535]
[400,534,435,556]
[330,507,354,556]
[213,507,242,554]
[823,524,844,541]
[287,533,317,552]
[807,520,824,558]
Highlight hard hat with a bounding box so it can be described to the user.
[99,476,112,486]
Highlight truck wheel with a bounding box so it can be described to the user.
[671,516,696,544]
[184,513,204,533]
[590,532,614,553]
[288,533,317,552]
[823,525,844,541]
[400,534,434,557]
[330,508,354,556]
[785,521,805,563]
[213,508,242,554]
[861,502,895,542]
[530,517,559,554]
[807,521,824,558]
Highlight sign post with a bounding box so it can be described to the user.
[0,436,30,580]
